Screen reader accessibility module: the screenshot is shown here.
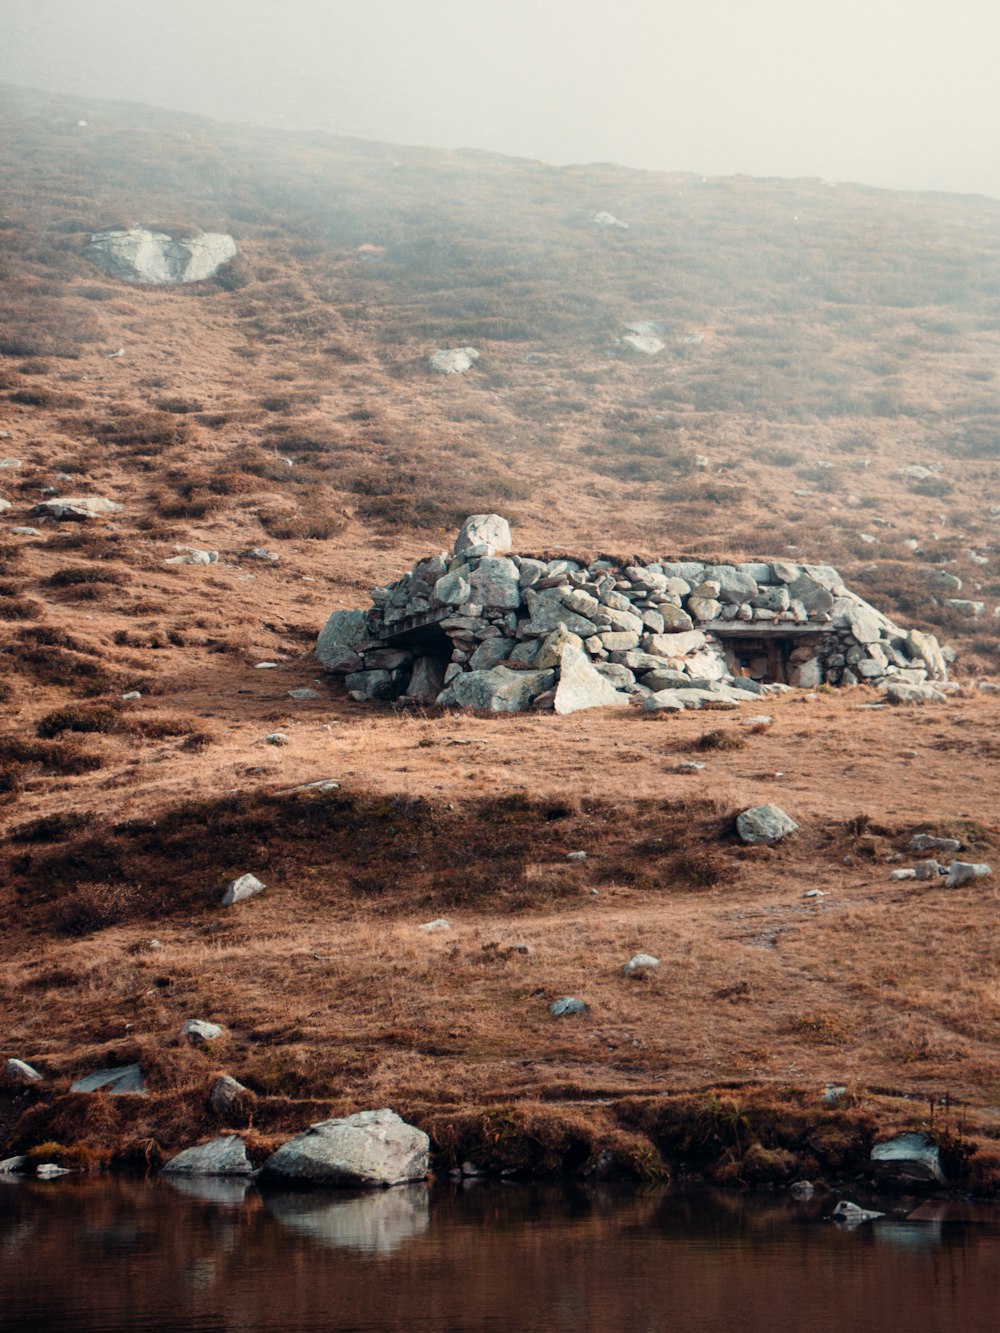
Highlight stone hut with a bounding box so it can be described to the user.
[316,515,950,713]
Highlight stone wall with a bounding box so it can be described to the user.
[316,515,950,712]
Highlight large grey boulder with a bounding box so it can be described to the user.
[70,1063,145,1095]
[445,666,554,712]
[454,514,511,554]
[260,1109,429,1188]
[554,646,630,715]
[521,589,597,639]
[162,1135,253,1177]
[737,805,798,845]
[316,609,368,671]
[404,656,449,703]
[870,1132,945,1186]
[85,228,237,284]
[32,497,122,520]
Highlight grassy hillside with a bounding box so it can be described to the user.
[1,82,999,1189]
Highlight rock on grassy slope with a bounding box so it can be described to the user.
[1,83,1000,1188]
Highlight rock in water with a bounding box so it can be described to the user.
[259,1109,429,1188]
[162,1135,253,1176]
[832,1200,884,1225]
[737,805,798,845]
[85,228,237,284]
[870,1132,945,1186]
[554,645,630,715]
[70,1063,145,1095]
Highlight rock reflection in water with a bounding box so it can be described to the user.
[1,1179,999,1333]
[265,1184,429,1254]
[165,1175,253,1208]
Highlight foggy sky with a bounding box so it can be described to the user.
[2,0,1000,199]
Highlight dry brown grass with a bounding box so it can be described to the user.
[2,83,1000,1183]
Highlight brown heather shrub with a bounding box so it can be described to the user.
[0,735,104,777]
[47,565,127,588]
[0,594,39,620]
[36,704,123,739]
[52,881,158,936]
[90,411,191,453]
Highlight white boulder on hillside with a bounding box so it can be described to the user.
[84,228,237,284]
[428,347,479,374]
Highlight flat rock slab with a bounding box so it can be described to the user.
[32,497,122,520]
[429,347,479,375]
[70,1063,145,1095]
[260,1109,429,1188]
[162,1135,253,1177]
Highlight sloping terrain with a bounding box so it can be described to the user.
[1,83,999,1185]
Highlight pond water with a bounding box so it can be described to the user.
[1,1178,999,1333]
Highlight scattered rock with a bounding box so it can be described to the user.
[259,1108,430,1188]
[85,227,237,284]
[36,1163,72,1179]
[5,1058,41,1083]
[593,211,629,228]
[181,1019,224,1045]
[70,1063,145,1095]
[288,688,319,700]
[566,850,587,861]
[832,1200,884,1225]
[240,547,280,562]
[265,732,290,745]
[822,1084,847,1107]
[221,874,265,907]
[550,997,588,1016]
[620,332,664,355]
[790,1181,815,1200]
[909,834,961,854]
[165,546,218,565]
[870,1132,945,1186]
[121,690,142,701]
[946,861,992,887]
[10,526,39,536]
[417,918,450,932]
[429,347,479,375]
[32,496,122,520]
[162,1135,253,1176]
[0,1156,28,1175]
[890,868,917,881]
[736,804,798,845]
[622,953,659,976]
[210,1075,252,1117]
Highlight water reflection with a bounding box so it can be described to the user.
[0,1179,998,1333]
[265,1185,430,1254]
